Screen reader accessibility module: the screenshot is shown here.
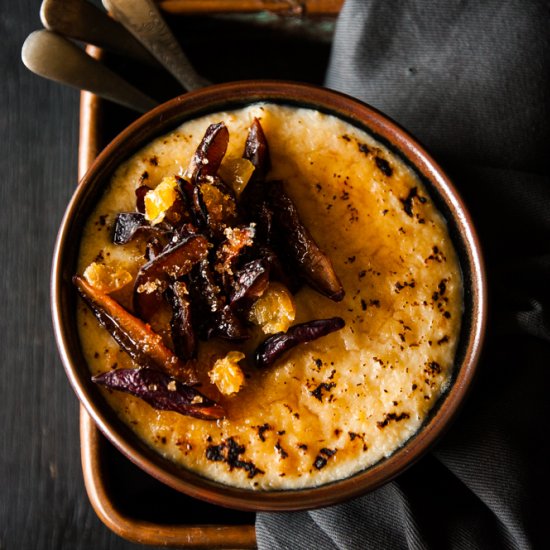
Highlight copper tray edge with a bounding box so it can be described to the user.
[80,407,257,548]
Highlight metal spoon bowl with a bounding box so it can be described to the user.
[21,29,158,113]
[40,0,156,66]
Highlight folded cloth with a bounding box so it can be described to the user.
[256,1,550,548]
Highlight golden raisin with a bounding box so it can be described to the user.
[209,351,246,396]
[83,262,132,293]
[144,176,178,224]
[218,157,255,196]
[249,282,296,334]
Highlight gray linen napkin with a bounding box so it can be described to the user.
[256,1,550,548]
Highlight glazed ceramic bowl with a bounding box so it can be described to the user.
[51,81,486,511]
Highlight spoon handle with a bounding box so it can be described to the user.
[103,0,210,91]
[21,30,158,113]
[40,0,156,66]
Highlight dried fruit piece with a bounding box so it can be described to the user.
[238,119,272,232]
[113,212,147,244]
[74,276,198,384]
[134,234,209,320]
[215,225,255,287]
[236,119,273,240]
[255,317,345,369]
[240,185,273,243]
[175,223,199,241]
[83,262,132,294]
[93,367,224,420]
[144,176,179,225]
[243,118,270,182]
[166,281,196,360]
[209,351,245,396]
[249,282,296,334]
[141,234,209,280]
[229,259,270,306]
[144,237,164,262]
[188,260,220,336]
[219,157,255,196]
[267,182,344,301]
[215,305,250,341]
[199,182,238,234]
[256,246,300,292]
[185,122,229,182]
[112,212,172,249]
[180,177,210,231]
[188,260,250,341]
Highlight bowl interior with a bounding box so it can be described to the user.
[52,81,486,511]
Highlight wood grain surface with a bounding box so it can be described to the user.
[157,0,343,15]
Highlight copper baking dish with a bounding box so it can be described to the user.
[56,2,485,547]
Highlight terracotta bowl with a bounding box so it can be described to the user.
[51,81,486,512]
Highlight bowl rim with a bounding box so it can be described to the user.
[51,80,487,511]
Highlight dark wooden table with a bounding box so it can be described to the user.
[1,2,128,548]
[1,2,333,547]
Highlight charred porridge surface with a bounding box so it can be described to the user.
[77,104,462,490]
